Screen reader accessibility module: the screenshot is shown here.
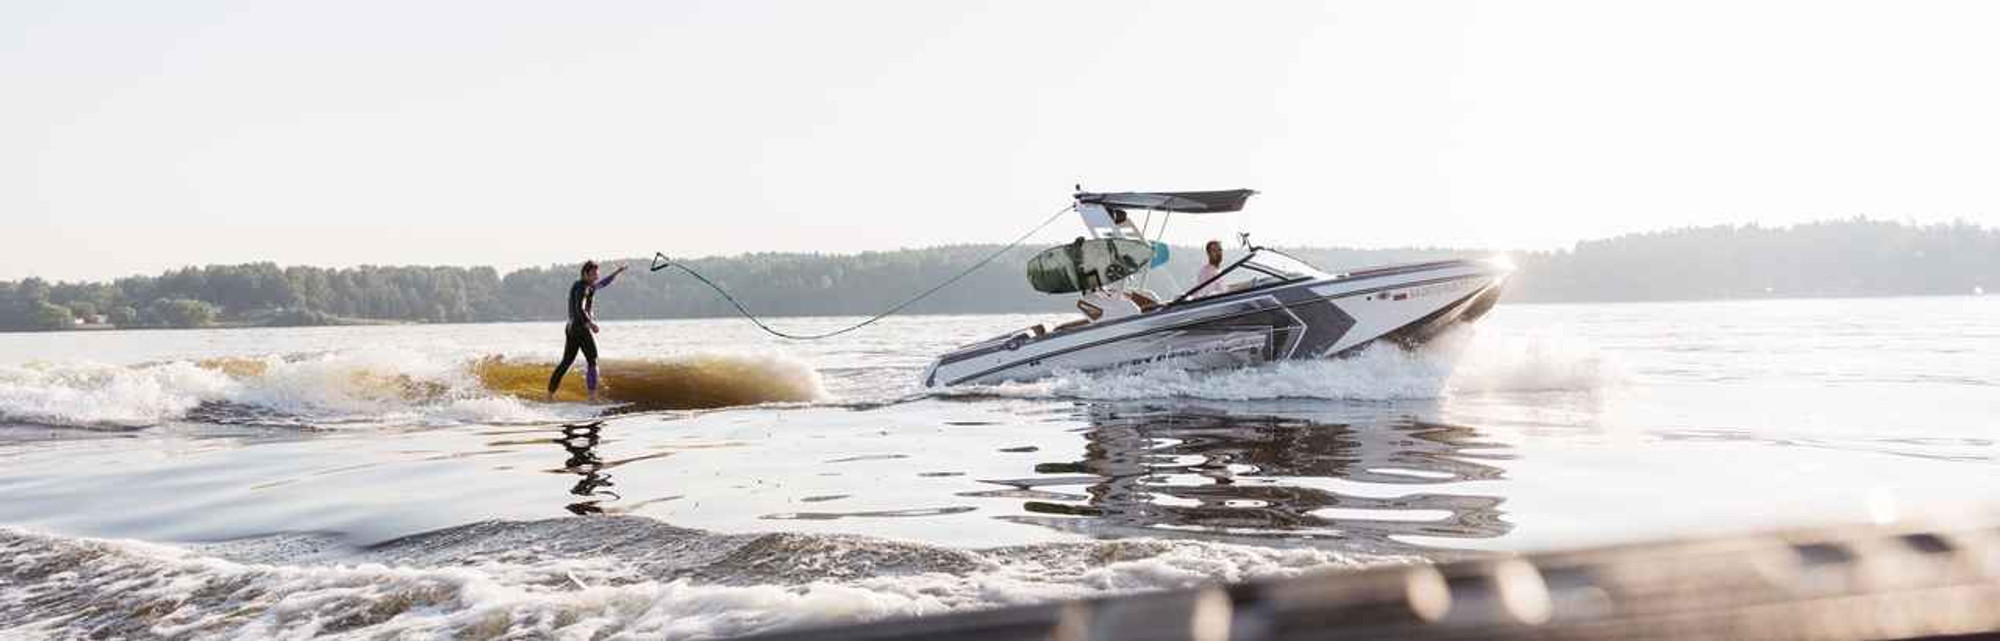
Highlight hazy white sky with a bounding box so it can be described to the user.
[5,1,1998,281]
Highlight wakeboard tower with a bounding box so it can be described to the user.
[919,189,1512,388]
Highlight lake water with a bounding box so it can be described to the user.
[2,296,1996,638]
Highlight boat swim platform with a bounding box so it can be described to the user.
[738,516,2000,640]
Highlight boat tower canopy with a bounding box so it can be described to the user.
[1055,187,1259,297]
[1073,189,1257,214]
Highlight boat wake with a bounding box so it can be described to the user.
[937,327,1616,402]
[0,349,825,431]
[0,518,1407,640]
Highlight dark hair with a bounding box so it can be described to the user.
[1205,240,1223,251]
[580,261,599,276]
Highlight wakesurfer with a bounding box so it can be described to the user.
[547,260,628,402]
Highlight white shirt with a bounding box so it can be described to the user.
[1192,263,1224,298]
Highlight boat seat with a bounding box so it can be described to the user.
[1127,290,1161,312]
[1076,299,1103,321]
[1080,290,1140,321]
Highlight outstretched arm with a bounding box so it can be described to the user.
[594,265,629,289]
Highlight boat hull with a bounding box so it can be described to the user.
[921,259,1511,388]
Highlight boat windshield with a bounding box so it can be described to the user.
[1240,249,1329,279]
[1171,248,1329,305]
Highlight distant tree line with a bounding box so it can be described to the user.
[1,218,1994,332]
[1498,219,1999,301]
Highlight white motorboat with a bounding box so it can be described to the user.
[920,189,1512,388]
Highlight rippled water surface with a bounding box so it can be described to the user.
[2,297,1996,638]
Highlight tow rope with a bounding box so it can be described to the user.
[650,203,1075,340]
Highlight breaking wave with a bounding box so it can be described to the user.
[0,350,825,431]
[0,518,1406,640]
[472,354,826,411]
[944,328,1617,402]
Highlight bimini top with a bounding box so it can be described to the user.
[1073,189,1257,213]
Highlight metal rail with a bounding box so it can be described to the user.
[738,517,2000,640]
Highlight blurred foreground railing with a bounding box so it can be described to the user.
[739,518,2000,640]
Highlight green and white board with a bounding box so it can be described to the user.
[1026,238,1154,294]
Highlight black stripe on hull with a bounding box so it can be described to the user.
[1183,286,1357,362]
[939,295,1333,387]
[1269,287,1355,358]
[935,286,1365,387]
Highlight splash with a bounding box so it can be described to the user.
[0,361,230,429]
[0,519,1407,640]
[0,349,825,430]
[940,327,1616,402]
[1441,328,1617,394]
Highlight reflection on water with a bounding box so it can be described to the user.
[995,402,1515,551]
[549,422,682,515]
[556,422,619,515]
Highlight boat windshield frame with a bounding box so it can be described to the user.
[1242,248,1331,280]
[1167,247,1330,306]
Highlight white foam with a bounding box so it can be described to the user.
[0,346,818,430]
[432,395,600,426]
[0,361,235,429]
[0,326,1608,428]
[1442,327,1620,394]
[0,527,1403,640]
[223,347,486,425]
[940,327,1616,402]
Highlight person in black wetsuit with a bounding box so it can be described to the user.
[546,260,627,402]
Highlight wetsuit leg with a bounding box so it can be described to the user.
[579,330,600,392]
[548,326,584,394]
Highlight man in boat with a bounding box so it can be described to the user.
[547,260,628,402]
[1191,240,1226,299]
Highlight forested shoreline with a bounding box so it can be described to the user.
[3,218,1994,332]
